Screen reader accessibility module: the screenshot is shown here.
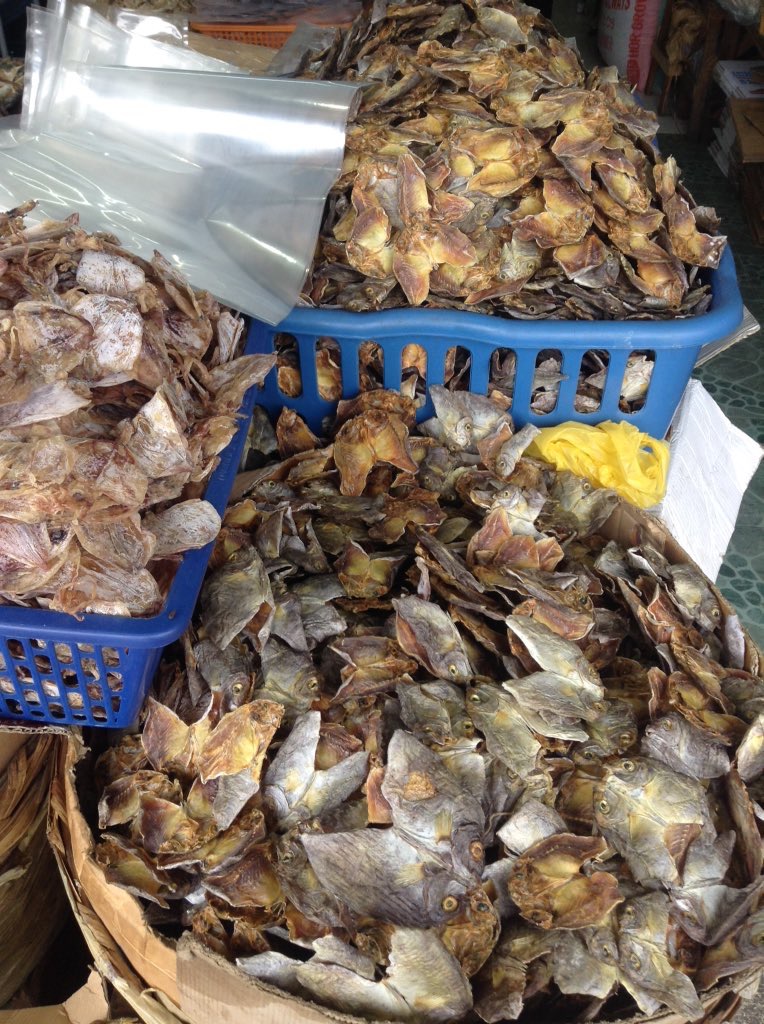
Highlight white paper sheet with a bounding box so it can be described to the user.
[653,380,762,580]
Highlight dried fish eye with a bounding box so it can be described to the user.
[469,840,484,861]
[753,931,764,947]
[621,906,635,920]
[468,692,482,703]
[582,482,592,493]
[476,901,491,913]
[619,731,635,746]
[423,725,434,734]
[600,945,614,961]
[629,953,642,971]
[598,800,610,814]
[710,607,721,619]
[583,750,596,760]
[307,679,320,691]
[448,664,460,677]
[280,849,296,864]
[593,701,606,714]
[662,719,675,730]
[441,896,459,913]
[463,721,475,736]
[232,682,244,695]
[621,760,636,773]
[266,480,277,489]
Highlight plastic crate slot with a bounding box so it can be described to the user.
[33,653,53,674]
[102,647,120,665]
[359,341,383,392]
[106,672,124,691]
[54,643,74,664]
[315,337,342,402]
[531,350,564,416]
[80,657,100,680]
[575,351,606,413]
[623,350,655,413]
[7,639,24,659]
[402,343,427,407]
[274,333,302,398]
[444,346,471,391]
[489,349,516,406]
[77,643,94,654]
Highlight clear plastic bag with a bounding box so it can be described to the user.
[0,66,357,323]
[23,3,238,132]
[108,8,190,48]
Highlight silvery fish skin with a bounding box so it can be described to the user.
[550,471,621,535]
[594,757,709,885]
[397,680,473,746]
[616,894,705,1020]
[382,730,485,880]
[497,798,566,855]
[264,711,368,829]
[550,931,618,999]
[258,638,319,720]
[669,831,764,946]
[737,713,764,783]
[297,927,473,1023]
[502,669,605,723]
[641,713,731,780]
[506,614,605,695]
[422,386,511,451]
[200,545,275,651]
[466,683,541,778]
[394,595,473,682]
[301,827,472,928]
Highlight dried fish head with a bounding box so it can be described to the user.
[509,833,623,930]
[394,594,473,682]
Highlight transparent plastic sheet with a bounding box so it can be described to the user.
[108,8,189,47]
[0,69,357,323]
[23,2,238,132]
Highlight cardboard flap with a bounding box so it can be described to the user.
[175,935,363,1024]
[0,970,109,1024]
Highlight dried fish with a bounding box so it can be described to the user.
[90,385,763,1024]
[0,205,272,624]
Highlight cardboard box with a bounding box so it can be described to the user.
[714,60,764,99]
[730,100,764,164]
[48,503,763,1024]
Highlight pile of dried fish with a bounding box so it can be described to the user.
[94,388,763,1023]
[291,0,725,321]
[0,204,275,615]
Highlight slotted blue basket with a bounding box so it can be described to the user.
[248,246,743,439]
[0,335,263,730]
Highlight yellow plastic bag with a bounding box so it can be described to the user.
[527,420,670,509]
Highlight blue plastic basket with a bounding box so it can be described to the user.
[0,335,263,730]
[248,246,744,439]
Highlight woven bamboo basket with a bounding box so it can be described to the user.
[0,734,67,1006]
[47,501,763,1024]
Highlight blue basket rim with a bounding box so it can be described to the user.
[0,335,262,648]
[272,245,743,349]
